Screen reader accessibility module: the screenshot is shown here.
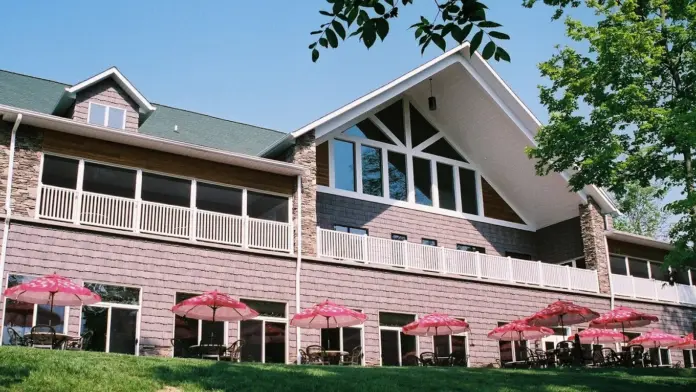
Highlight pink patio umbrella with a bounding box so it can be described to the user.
[566,328,627,345]
[402,313,470,336]
[290,300,366,329]
[670,333,696,350]
[3,274,101,322]
[487,320,554,341]
[589,306,659,342]
[526,301,599,336]
[628,329,683,349]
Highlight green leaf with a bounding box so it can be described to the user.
[420,37,431,54]
[477,21,501,28]
[362,22,377,48]
[319,10,333,16]
[495,46,510,62]
[326,28,339,48]
[332,1,343,15]
[489,31,510,40]
[432,34,446,51]
[414,26,423,38]
[319,37,328,48]
[312,49,320,63]
[347,7,359,26]
[332,20,346,40]
[308,42,317,49]
[310,30,322,35]
[374,2,386,15]
[470,30,483,55]
[482,41,496,59]
[452,23,473,43]
[375,18,389,41]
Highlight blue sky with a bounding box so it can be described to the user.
[0,1,589,132]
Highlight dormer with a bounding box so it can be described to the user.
[63,67,155,132]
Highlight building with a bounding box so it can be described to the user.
[0,44,694,367]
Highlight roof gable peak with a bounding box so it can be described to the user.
[66,67,155,113]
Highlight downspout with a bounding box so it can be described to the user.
[294,174,302,364]
[0,114,22,291]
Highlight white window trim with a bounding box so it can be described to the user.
[430,317,470,366]
[684,349,696,368]
[0,273,70,344]
[319,95,534,231]
[79,280,142,355]
[88,102,127,130]
[236,299,289,364]
[321,325,366,366]
[377,312,419,366]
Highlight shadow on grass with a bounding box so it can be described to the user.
[150,361,696,392]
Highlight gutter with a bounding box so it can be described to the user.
[294,175,302,365]
[0,114,22,292]
[0,104,304,177]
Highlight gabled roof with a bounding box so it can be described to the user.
[65,67,155,113]
[0,69,288,156]
[293,43,619,218]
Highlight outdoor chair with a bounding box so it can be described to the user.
[306,345,327,365]
[341,346,362,366]
[525,348,542,368]
[419,352,436,366]
[556,348,574,367]
[299,349,310,364]
[221,340,244,362]
[29,325,56,349]
[403,354,421,366]
[628,345,645,367]
[600,348,619,367]
[448,350,468,367]
[6,327,25,346]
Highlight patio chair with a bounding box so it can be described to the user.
[557,348,574,367]
[403,354,421,366]
[419,352,436,366]
[6,327,25,346]
[299,349,310,364]
[448,350,468,367]
[601,348,619,367]
[221,339,244,362]
[341,346,362,366]
[306,345,327,365]
[29,325,57,349]
[628,345,645,367]
[525,348,542,368]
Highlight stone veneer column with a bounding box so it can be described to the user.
[286,130,317,256]
[579,196,611,294]
[10,127,43,218]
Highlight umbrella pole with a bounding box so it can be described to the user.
[210,307,217,345]
[48,293,55,327]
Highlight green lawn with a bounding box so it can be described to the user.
[0,347,694,392]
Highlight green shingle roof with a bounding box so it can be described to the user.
[0,70,288,156]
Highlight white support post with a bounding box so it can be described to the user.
[453,167,462,213]
[381,148,389,199]
[475,172,484,216]
[316,226,321,257]
[653,278,660,301]
[475,252,482,278]
[507,256,514,282]
[288,195,294,255]
[689,269,693,286]
[133,170,142,233]
[328,139,336,188]
[361,235,369,264]
[73,160,85,224]
[631,276,637,299]
[538,260,544,287]
[242,189,248,249]
[403,241,409,269]
[566,265,572,290]
[430,160,439,209]
[440,247,446,274]
[355,142,363,195]
[189,179,197,241]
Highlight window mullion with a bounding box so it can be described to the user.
[74,160,85,224]
[189,179,197,241]
[475,172,484,216]
[329,139,336,188]
[406,155,415,203]
[430,160,439,209]
[454,166,462,213]
[104,107,110,127]
[355,142,363,194]
[134,170,142,233]
[381,147,388,199]
[403,98,412,149]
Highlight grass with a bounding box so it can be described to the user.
[0,347,694,392]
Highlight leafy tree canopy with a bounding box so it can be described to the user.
[524,0,696,269]
[612,183,671,240]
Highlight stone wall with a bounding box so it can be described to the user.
[579,197,611,294]
[285,131,317,256]
[10,126,43,218]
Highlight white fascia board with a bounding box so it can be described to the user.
[605,230,673,251]
[66,67,156,113]
[0,104,303,177]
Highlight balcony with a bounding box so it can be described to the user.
[317,228,599,293]
[611,274,696,305]
[37,184,293,253]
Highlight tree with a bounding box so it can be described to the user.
[612,183,671,240]
[309,0,510,62]
[524,0,696,269]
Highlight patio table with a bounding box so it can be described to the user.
[323,350,348,365]
[25,332,75,349]
[188,344,226,360]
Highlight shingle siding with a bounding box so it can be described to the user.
[536,217,583,263]
[317,192,537,258]
[72,79,140,132]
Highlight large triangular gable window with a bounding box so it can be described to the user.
[342,119,395,145]
[409,104,438,147]
[375,100,406,145]
[423,138,467,162]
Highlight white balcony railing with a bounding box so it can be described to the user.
[37,184,293,253]
[611,274,696,305]
[318,228,600,293]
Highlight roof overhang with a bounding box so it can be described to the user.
[65,67,156,113]
[292,43,618,226]
[605,230,673,251]
[0,104,303,177]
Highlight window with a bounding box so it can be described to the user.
[88,103,126,129]
[41,155,78,189]
[650,263,667,281]
[81,283,140,355]
[457,244,485,253]
[239,300,287,363]
[361,145,383,197]
[2,275,68,345]
[334,140,356,192]
[423,138,467,162]
[498,321,527,364]
[391,233,407,241]
[413,157,432,206]
[610,255,628,275]
[560,258,586,269]
[628,258,650,279]
[83,162,136,198]
[459,168,478,214]
[141,172,190,207]
[409,104,438,147]
[433,317,468,364]
[684,349,695,368]
[379,312,417,366]
[422,238,437,246]
[343,119,394,144]
[375,100,405,145]
[387,152,408,201]
[173,292,226,357]
[436,163,455,211]
[321,321,363,363]
[247,192,289,223]
[648,348,671,366]
[506,252,532,261]
[196,182,243,215]
[335,225,368,236]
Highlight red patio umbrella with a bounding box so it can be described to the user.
[171,290,258,322]
[628,329,683,349]
[290,300,366,329]
[487,320,554,341]
[670,333,696,350]
[589,306,658,341]
[565,328,627,345]
[526,301,599,335]
[3,274,101,318]
[402,313,470,336]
